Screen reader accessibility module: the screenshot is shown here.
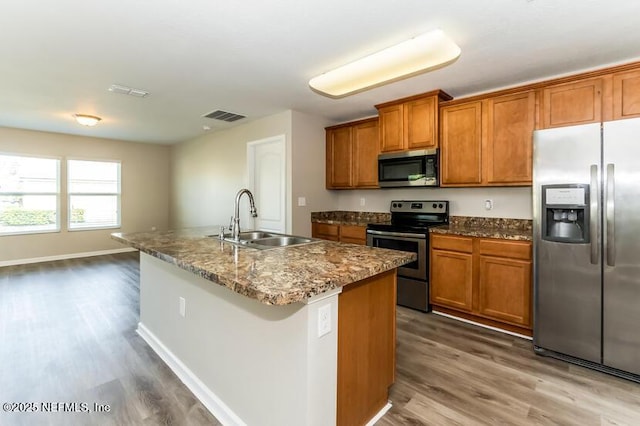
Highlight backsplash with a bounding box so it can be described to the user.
[449,216,532,231]
[334,187,533,219]
[311,211,390,225]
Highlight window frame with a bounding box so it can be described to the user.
[67,158,122,232]
[0,152,61,236]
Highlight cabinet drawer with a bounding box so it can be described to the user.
[312,223,340,241]
[430,234,473,253]
[478,239,531,260]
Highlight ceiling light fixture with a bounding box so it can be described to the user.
[309,29,461,98]
[74,114,102,127]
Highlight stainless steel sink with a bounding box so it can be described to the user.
[235,231,276,241]
[207,230,318,249]
[246,236,313,248]
[206,230,275,241]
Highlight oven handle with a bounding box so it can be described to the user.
[366,229,427,239]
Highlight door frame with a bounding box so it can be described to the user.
[247,135,286,233]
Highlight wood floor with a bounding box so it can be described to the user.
[2,253,640,425]
[0,252,220,426]
[380,308,640,425]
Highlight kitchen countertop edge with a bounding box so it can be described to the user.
[111,230,415,306]
[429,225,533,241]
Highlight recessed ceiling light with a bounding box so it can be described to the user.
[309,29,461,98]
[73,114,102,127]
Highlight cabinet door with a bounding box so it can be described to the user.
[337,270,396,426]
[326,126,353,188]
[440,101,483,186]
[478,255,532,327]
[339,225,366,245]
[542,78,603,128]
[430,249,473,312]
[613,69,640,120]
[405,96,438,149]
[485,91,535,185]
[352,120,379,188]
[378,104,404,152]
[311,222,340,241]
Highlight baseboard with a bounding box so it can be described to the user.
[0,247,138,267]
[432,310,533,341]
[366,401,392,426]
[136,323,246,426]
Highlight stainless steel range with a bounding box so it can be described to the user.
[366,200,449,312]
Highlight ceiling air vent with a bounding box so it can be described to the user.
[203,110,246,122]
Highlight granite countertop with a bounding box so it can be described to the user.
[311,211,390,227]
[111,227,415,306]
[430,217,533,241]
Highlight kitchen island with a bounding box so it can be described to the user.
[112,227,415,426]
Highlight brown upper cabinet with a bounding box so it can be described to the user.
[326,60,640,190]
[440,91,536,187]
[326,117,379,189]
[376,90,452,153]
[440,101,483,186]
[541,77,603,128]
[613,69,640,120]
[485,91,536,184]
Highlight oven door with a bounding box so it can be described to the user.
[366,230,427,280]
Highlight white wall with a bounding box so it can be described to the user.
[139,253,338,426]
[291,110,338,236]
[170,110,338,237]
[170,111,292,230]
[0,126,170,263]
[336,186,533,219]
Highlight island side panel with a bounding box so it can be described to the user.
[138,253,338,426]
[337,269,397,426]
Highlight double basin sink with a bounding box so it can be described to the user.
[210,230,318,250]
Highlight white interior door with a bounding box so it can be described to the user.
[247,135,286,233]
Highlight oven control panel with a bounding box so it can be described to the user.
[390,200,448,214]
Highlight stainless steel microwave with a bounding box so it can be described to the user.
[378,149,439,187]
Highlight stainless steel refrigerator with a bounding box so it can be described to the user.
[533,117,640,380]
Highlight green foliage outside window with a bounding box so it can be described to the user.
[0,208,85,226]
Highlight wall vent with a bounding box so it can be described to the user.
[203,110,246,122]
[108,84,149,98]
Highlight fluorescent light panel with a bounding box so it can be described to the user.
[309,29,461,98]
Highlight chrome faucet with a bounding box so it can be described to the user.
[231,188,258,241]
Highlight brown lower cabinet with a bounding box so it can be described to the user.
[430,233,532,335]
[312,222,367,245]
[337,270,396,426]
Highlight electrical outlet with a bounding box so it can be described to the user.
[179,297,186,317]
[484,199,493,210]
[318,304,331,337]
[360,197,366,207]
[297,196,306,207]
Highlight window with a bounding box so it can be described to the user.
[0,154,60,235]
[68,160,121,230]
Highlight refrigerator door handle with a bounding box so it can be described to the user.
[590,164,599,264]
[606,163,616,267]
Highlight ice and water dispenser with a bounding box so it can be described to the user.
[541,184,590,243]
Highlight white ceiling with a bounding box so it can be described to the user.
[1,0,639,145]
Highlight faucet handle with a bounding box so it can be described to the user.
[229,216,234,229]
[219,226,226,240]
